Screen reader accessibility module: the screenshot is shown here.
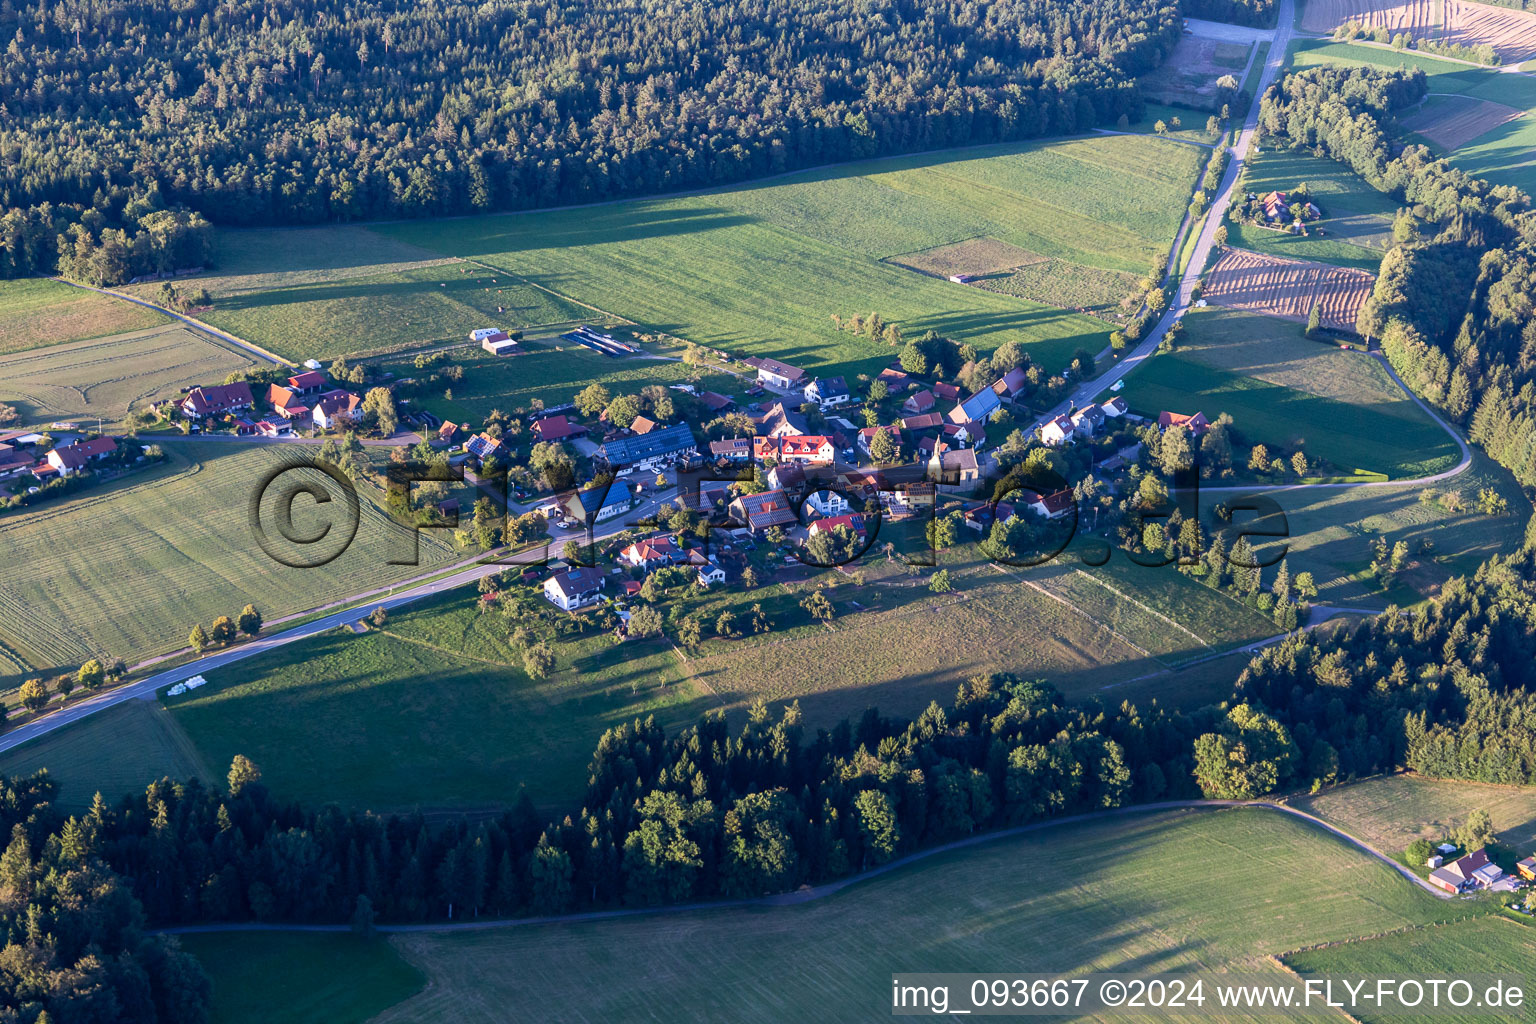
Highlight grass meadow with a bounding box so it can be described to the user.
[0,441,462,679]
[167,591,712,812]
[373,135,1206,381]
[0,699,215,811]
[1291,774,1536,856]
[274,808,1474,1023]
[1229,147,1399,271]
[1220,450,1526,609]
[1283,917,1536,1024]
[1120,308,1460,480]
[0,278,169,355]
[178,932,425,1024]
[0,324,258,428]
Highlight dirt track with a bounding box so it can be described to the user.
[1202,247,1374,330]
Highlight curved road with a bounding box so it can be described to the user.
[155,798,1450,937]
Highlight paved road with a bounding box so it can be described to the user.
[154,797,1450,937]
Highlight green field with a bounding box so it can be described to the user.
[1292,774,1536,857]
[167,590,711,812]
[1230,147,1398,270]
[0,698,214,811]
[375,135,1207,380]
[186,808,1475,1024]
[1121,308,1460,480]
[179,932,425,1024]
[0,441,462,678]
[1286,40,1536,198]
[0,278,170,355]
[190,261,597,363]
[392,343,750,425]
[0,323,258,428]
[1285,917,1536,1024]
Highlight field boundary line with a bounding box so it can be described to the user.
[151,799,1453,937]
[1070,569,1210,647]
[993,566,1162,662]
[458,257,634,327]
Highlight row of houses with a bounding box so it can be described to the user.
[172,371,364,435]
[1040,396,1129,446]
[0,432,119,484]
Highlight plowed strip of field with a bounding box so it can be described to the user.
[1202,248,1375,331]
[1404,96,1526,151]
[1301,0,1536,62]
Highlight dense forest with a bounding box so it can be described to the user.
[0,0,1184,279]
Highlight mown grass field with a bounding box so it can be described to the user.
[0,441,462,678]
[1229,146,1399,271]
[1284,917,1536,1024]
[191,261,596,363]
[1121,308,1459,480]
[261,808,1474,1023]
[0,323,257,428]
[374,135,1206,381]
[392,343,750,425]
[179,932,425,1024]
[1287,39,1536,197]
[167,591,712,812]
[1221,450,1526,608]
[0,698,214,811]
[0,278,169,355]
[1292,774,1536,856]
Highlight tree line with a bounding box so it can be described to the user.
[0,0,1185,281]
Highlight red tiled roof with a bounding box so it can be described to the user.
[533,415,586,441]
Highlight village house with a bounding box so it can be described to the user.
[45,436,118,477]
[619,536,684,570]
[543,567,606,611]
[286,370,328,395]
[1070,404,1106,436]
[478,331,521,356]
[628,415,660,436]
[1518,857,1536,882]
[805,489,851,517]
[755,434,835,466]
[597,422,698,472]
[464,432,505,464]
[709,437,753,463]
[932,381,961,402]
[255,419,292,438]
[803,376,851,409]
[856,424,901,459]
[878,367,913,392]
[1261,190,1288,223]
[437,421,459,445]
[755,357,805,390]
[312,390,362,430]
[572,482,632,522]
[696,561,726,587]
[766,461,805,492]
[1040,415,1075,446]
[809,513,868,539]
[948,387,1000,426]
[181,381,255,419]
[991,367,1030,406]
[1429,850,1505,894]
[751,401,809,439]
[531,415,586,442]
[267,385,311,425]
[1027,488,1076,520]
[728,489,798,533]
[1101,396,1128,418]
[1157,410,1210,437]
[902,389,936,415]
[699,391,736,414]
